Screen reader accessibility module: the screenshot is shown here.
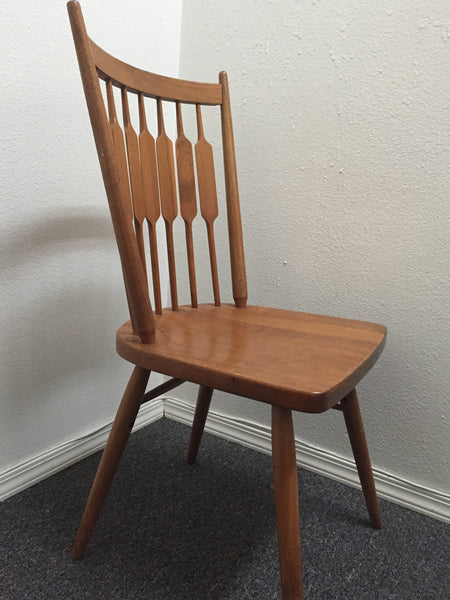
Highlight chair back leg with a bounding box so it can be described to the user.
[71,366,150,559]
[341,389,382,529]
[187,385,214,464]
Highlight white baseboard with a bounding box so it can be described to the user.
[164,397,450,524]
[0,399,163,502]
[1,395,448,525]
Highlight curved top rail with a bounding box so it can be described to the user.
[89,39,223,105]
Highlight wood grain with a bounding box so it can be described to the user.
[138,94,162,313]
[195,104,220,306]
[117,304,387,413]
[175,102,198,308]
[68,1,155,343]
[90,38,222,105]
[156,98,178,311]
[106,80,133,223]
[272,406,303,599]
[219,72,247,308]
[187,385,214,464]
[342,390,383,529]
[71,366,150,559]
[122,88,146,270]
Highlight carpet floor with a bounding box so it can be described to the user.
[1,417,449,599]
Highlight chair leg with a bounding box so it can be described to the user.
[71,366,150,559]
[341,388,382,529]
[272,405,303,600]
[187,385,213,465]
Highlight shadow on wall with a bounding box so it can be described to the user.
[3,209,125,414]
[5,210,114,260]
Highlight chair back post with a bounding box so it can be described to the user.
[219,71,248,308]
[67,1,155,343]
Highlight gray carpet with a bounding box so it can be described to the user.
[1,418,449,599]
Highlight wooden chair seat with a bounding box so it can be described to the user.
[117,304,386,413]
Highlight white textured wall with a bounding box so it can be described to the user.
[0,1,182,474]
[1,0,448,506]
[179,1,450,494]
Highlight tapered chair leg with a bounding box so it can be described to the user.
[272,405,303,600]
[71,366,150,559]
[187,385,213,465]
[341,388,382,529]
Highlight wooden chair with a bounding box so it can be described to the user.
[67,2,386,598]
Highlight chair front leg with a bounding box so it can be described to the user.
[71,366,150,559]
[187,385,213,464]
[341,388,382,529]
[272,405,303,600]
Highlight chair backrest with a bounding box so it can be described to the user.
[67,1,247,344]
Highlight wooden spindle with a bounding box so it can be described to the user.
[138,94,162,314]
[122,88,146,272]
[156,98,178,311]
[175,102,198,308]
[195,104,220,306]
[107,80,138,334]
[106,80,133,223]
[205,221,220,306]
[219,71,247,308]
